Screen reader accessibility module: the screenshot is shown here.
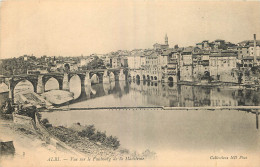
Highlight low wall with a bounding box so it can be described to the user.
[13,113,36,130]
[34,113,83,156]
[13,112,83,156]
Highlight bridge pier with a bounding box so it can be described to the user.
[84,72,91,86]
[103,70,109,84]
[37,75,44,94]
[62,73,70,91]
[8,79,14,102]
[109,72,115,82]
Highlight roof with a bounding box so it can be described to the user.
[130,52,143,57]
[162,49,174,56]
[238,40,260,46]
[243,56,260,60]
[147,52,159,58]
[210,51,237,57]
[183,46,194,53]
[248,43,260,47]
[215,39,225,42]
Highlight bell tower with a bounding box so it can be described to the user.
[165,34,168,45]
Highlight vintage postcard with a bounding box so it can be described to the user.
[0,0,260,166]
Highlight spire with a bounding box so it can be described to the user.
[165,33,168,45]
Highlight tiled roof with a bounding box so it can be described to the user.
[215,39,225,42]
[243,56,260,60]
[210,51,237,57]
[238,40,260,45]
[183,46,194,53]
[162,49,173,56]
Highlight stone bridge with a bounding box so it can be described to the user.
[0,68,127,102]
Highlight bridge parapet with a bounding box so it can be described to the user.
[3,68,128,103]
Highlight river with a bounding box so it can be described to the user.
[1,79,260,158]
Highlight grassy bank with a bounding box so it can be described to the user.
[41,119,156,159]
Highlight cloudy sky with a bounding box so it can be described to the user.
[1,0,260,58]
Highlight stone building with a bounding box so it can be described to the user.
[192,51,210,81]
[160,49,178,83]
[209,51,238,82]
[145,52,161,81]
[153,34,169,51]
[179,47,194,82]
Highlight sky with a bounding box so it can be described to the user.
[0,0,260,59]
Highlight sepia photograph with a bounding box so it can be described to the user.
[0,0,260,166]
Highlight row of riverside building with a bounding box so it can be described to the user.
[127,34,260,83]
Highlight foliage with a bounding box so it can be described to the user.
[78,124,95,138]
[41,118,49,125]
[18,106,37,120]
[1,99,14,114]
[103,135,120,149]
[0,55,56,76]
[251,66,260,74]
[84,57,106,70]
[78,124,120,149]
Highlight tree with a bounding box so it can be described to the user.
[86,57,106,70]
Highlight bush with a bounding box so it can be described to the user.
[89,131,107,143]
[18,106,36,120]
[104,135,120,150]
[78,125,95,138]
[78,124,120,149]
[41,118,49,125]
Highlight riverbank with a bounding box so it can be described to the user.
[44,123,156,160]
[1,112,156,166]
[0,117,74,167]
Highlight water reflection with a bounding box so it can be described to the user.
[42,108,260,153]
[69,75,81,99]
[103,83,110,95]
[84,85,92,99]
[69,81,260,108]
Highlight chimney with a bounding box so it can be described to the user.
[253,34,257,66]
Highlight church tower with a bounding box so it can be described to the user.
[165,34,168,45]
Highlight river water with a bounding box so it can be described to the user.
[1,79,260,157]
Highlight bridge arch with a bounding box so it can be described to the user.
[13,79,35,103]
[91,74,99,84]
[0,82,8,92]
[69,74,82,99]
[147,75,150,81]
[136,75,141,82]
[45,77,60,91]
[143,75,146,81]
[132,76,136,81]
[168,77,173,82]
[151,76,154,80]
[109,72,115,82]
[154,76,157,81]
